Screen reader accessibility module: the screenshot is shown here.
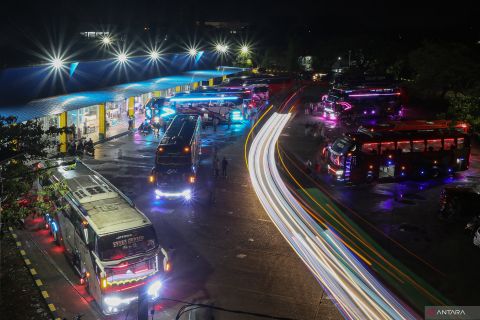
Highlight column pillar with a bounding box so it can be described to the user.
[128,97,135,129]
[59,112,67,153]
[175,86,181,93]
[208,78,214,86]
[98,103,106,140]
[153,91,160,97]
[192,82,199,90]
[222,75,227,81]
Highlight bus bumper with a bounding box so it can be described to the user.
[155,188,192,200]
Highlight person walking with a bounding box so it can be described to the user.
[221,156,228,178]
[213,157,220,177]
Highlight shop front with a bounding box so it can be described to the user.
[67,105,99,140]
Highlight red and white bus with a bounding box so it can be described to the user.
[325,120,471,183]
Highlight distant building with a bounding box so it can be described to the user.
[197,21,249,34]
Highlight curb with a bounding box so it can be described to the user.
[8,227,62,320]
[93,129,134,146]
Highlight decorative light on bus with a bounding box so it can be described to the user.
[158,147,164,152]
[170,96,239,102]
[164,262,171,272]
[102,278,107,289]
[231,110,243,121]
[160,107,175,118]
[184,146,190,153]
[189,176,195,184]
[149,175,155,183]
[349,93,401,97]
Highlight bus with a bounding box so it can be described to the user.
[144,97,176,123]
[325,120,471,183]
[223,75,293,95]
[41,161,170,314]
[169,92,246,123]
[150,114,202,200]
[321,84,403,121]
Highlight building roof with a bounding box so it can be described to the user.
[0,68,243,122]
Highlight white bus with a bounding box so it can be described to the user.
[41,160,169,314]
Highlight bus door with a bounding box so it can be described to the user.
[379,142,395,178]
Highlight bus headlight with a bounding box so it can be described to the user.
[147,280,163,299]
[104,296,135,307]
[183,189,192,200]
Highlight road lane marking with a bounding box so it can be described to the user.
[36,279,43,286]
[42,291,49,298]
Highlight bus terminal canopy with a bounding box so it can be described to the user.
[0,69,243,123]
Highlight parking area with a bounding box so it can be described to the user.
[279,85,480,308]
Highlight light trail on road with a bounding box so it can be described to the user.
[247,112,418,320]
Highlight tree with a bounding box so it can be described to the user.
[0,116,65,227]
[446,95,480,132]
[408,42,480,99]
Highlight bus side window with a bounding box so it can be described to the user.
[361,143,378,154]
[412,140,425,152]
[457,138,465,149]
[396,141,411,153]
[426,139,442,151]
[380,142,395,154]
[443,138,455,150]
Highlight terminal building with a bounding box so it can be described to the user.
[0,51,244,152]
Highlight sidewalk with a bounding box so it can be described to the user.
[0,231,51,320]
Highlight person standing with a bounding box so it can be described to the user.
[221,156,228,178]
[213,157,220,177]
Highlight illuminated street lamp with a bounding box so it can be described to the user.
[188,47,198,57]
[215,43,228,54]
[51,57,64,69]
[117,52,128,63]
[102,36,112,45]
[240,45,249,55]
[149,50,160,61]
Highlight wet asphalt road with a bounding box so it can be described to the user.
[280,85,480,309]
[82,121,342,320]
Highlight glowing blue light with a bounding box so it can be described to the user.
[420,170,424,175]
[51,221,58,233]
[231,110,243,121]
[170,96,239,102]
[160,107,176,118]
[69,62,79,77]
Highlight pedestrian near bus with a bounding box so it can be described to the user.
[213,157,220,177]
[221,156,228,178]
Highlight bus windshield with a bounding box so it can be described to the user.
[98,226,157,261]
[331,138,352,155]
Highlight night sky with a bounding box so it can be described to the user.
[0,0,478,66]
